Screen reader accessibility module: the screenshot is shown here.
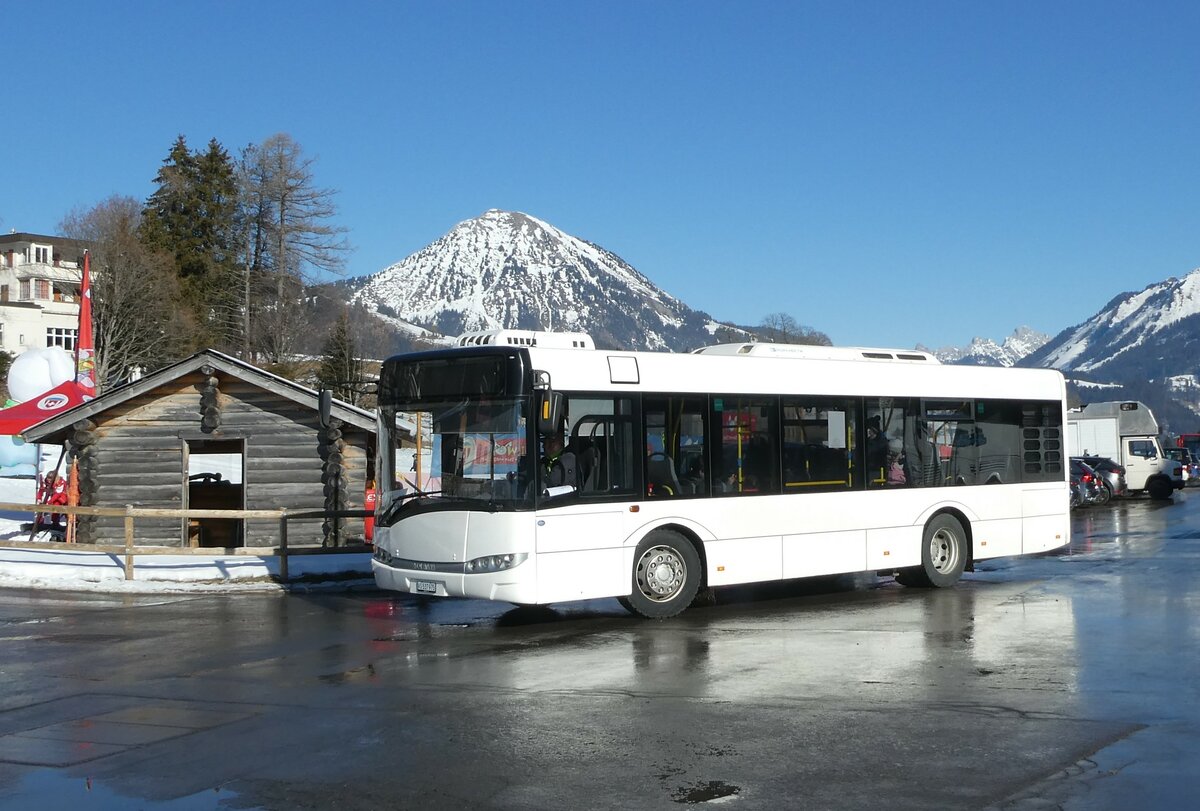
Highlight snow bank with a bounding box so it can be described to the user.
[0,547,373,594]
[0,477,373,594]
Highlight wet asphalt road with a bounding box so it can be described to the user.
[1,492,1199,811]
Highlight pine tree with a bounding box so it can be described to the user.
[318,310,363,405]
[0,351,14,403]
[193,139,243,352]
[140,135,244,353]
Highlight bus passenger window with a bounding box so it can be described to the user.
[783,397,857,491]
[643,396,707,497]
[865,398,911,489]
[712,397,778,495]
[563,396,637,496]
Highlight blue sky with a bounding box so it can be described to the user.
[5,1,1199,349]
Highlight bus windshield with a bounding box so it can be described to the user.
[379,397,533,522]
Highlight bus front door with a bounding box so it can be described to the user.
[535,505,627,603]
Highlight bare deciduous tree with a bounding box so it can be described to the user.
[238,133,351,363]
[758,312,831,346]
[60,197,188,388]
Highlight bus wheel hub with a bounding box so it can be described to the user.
[640,547,684,599]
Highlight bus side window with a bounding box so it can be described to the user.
[569,397,637,496]
[784,397,858,491]
[643,396,707,497]
[712,396,778,496]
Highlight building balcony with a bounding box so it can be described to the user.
[14,264,82,283]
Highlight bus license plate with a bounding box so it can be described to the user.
[414,580,438,595]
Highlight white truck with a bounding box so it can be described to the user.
[1067,401,1183,500]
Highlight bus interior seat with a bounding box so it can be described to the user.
[680,456,706,494]
[574,438,602,491]
[647,452,684,496]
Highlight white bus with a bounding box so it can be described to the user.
[371,333,1069,618]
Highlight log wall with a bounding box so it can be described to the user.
[73,371,373,548]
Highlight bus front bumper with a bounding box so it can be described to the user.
[371,559,537,605]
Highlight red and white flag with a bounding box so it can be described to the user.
[75,251,96,391]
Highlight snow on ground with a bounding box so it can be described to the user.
[0,477,372,594]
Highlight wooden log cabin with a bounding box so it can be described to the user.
[23,350,398,549]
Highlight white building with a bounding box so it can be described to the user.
[0,232,87,356]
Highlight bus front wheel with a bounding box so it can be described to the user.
[896,514,967,589]
[621,529,701,619]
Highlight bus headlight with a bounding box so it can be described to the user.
[465,553,528,574]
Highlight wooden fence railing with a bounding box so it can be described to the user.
[0,502,372,582]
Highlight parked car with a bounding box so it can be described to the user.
[1164,447,1198,486]
[1075,455,1128,502]
[1070,458,1106,507]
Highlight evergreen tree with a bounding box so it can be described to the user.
[0,351,14,403]
[194,138,244,352]
[140,135,244,353]
[318,310,363,405]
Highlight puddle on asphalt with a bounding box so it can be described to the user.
[0,770,254,810]
[317,663,378,684]
[671,779,741,804]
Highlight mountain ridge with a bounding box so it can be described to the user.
[1018,268,1200,430]
[923,326,1050,367]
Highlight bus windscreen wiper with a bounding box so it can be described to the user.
[378,490,443,524]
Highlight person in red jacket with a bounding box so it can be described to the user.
[36,471,68,528]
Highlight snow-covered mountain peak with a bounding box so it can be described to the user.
[924,326,1049,367]
[349,209,733,351]
[1026,268,1200,374]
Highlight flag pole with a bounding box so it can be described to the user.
[65,249,96,543]
[75,250,96,393]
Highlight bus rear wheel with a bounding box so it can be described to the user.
[622,529,701,618]
[896,514,967,589]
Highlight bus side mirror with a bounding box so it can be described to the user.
[538,391,565,436]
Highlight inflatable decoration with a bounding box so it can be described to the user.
[1,347,76,477]
[7,347,74,404]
